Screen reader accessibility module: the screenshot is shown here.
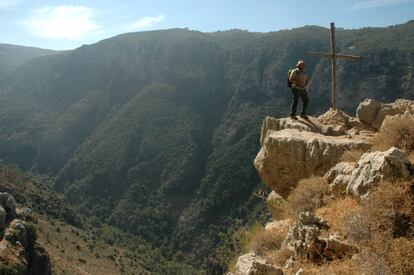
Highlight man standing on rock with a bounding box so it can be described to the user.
[289,60,309,119]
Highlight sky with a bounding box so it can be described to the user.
[1,0,413,50]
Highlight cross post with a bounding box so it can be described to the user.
[308,22,362,109]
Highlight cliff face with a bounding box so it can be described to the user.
[233,98,414,275]
[0,23,413,271]
[0,192,51,275]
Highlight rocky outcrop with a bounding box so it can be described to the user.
[235,253,283,275]
[283,212,358,261]
[324,162,355,194]
[356,98,414,129]
[346,147,412,197]
[266,191,286,220]
[325,148,413,197]
[0,192,16,224]
[260,116,351,145]
[283,212,329,261]
[254,129,370,197]
[0,192,51,275]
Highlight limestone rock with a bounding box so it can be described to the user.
[283,212,328,261]
[254,129,370,197]
[260,115,348,145]
[260,116,318,145]
[235,252,283,275]
[356,98,381,125]
[266,191,286,220]
[0,192,17,222]
[356,98,414,129]
[380,113,414,134]
[317,108,351,133]
[324,162,355,194]
[283,212,358,262]
[347,147,412,197]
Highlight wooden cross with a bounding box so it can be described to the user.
[308,22,362,109]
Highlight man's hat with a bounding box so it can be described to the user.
[297,60,305,66]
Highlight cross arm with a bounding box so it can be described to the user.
[307,51,362,61]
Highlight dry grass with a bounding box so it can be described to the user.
[283,177,330,219]
[248,227,288,256]
[227,222,289,272]
[342,180,414,274]
[268,247,293,269]
[235,222,288,256]
[35,217,147,275]
[316,196,360,237]
[372,115,414,154]
[285,258,360,275]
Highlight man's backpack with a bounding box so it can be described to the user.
[287,68,296,88]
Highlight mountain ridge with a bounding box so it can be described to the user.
[0,21,413,272]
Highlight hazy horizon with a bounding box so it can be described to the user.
[1,0,414,50]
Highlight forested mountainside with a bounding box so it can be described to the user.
[0,43,56,80]
[0,21,413,272]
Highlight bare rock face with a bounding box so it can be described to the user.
[235,252,283,275]
[346,147,413,197]
[266,191,286,220]
[356,98,382,125]
[356,98,414,129]
[324,162,355,194]
[283,212,358,262]
[254,129,370,197]
[0,193,52,275]
[326,148,413,197]
[318,108,350,133]
[0,192,17,222]
[283,212,328,261]
[260,116,349,145]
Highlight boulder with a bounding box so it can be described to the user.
[317,108,350,133]
[254,129,370,197]
[356,98,414,129]
[266,191,286,220]
[356,98,381,125]
[235,252,283,275]
[380,114,414,134]
[324,162,355,194]
[283,212,328,261]
[347,147,412,197]
[283,212,358,262]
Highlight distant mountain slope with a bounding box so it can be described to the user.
[0,43,57,81]
[0,21,413,272]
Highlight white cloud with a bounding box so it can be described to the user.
[352,0,414,9]
[129,15,165,29]
[22,5,100,40]
[0,0,21,10]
